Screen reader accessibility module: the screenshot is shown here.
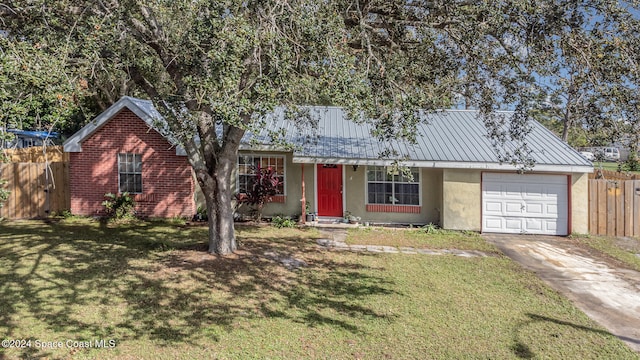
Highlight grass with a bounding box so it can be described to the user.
[571,234,640,272]
[594,161,640,174]
[0,218,637,359]
[595,161,621,172]
[346,226,501,254]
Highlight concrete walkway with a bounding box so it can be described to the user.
[484,233,640,352]
[316,228,489,257]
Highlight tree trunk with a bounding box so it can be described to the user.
[562,108,571,143]
[197,156,237,255]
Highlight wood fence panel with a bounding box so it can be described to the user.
[590,169,639,181]
[0,162,69,219]
[606,181,616,236]
[635,180,640,236]
[615,182,624,237]
[589,180,598,233]
[624,181,633,236]
[4,146,68,163]
[589,179,640,237]
[48,162,70,215]
[597,180,608,235]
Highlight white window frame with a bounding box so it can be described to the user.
[237,154,286,196]
[365,166,421,206]
[118,153,143,194]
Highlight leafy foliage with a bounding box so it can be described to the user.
[0,152,9,210]
[623,153,640,172]
[2,1,639,253]
[0,33,89,135]
[271,215,296,228]
[0,180,8,210]
[101,192,136,220]
[421,223,441,235]
[236,164,283,221]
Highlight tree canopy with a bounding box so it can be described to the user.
[1,0,639,254]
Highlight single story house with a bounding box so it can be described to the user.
[64,97,593,235]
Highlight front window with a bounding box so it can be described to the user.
[367,166,420,205]
[118,153,142,193]
[237,155,285,194]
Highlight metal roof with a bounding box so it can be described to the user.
[244,106,593,172]
[65,97,593,172]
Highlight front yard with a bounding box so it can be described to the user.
[0,219,637,359]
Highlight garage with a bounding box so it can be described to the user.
[482,173,569,235]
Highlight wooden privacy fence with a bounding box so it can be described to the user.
[0,162,70,219]
[4,145,68,163]
[589,179,640,237]
[1,146,70,219]
[589,168,640,181]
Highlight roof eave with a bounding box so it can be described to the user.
[291,156,593,173]
[239,144,291,152]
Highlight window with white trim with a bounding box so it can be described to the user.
[366,166,420,205]
[118,153,142,193]
[237,155,285,194]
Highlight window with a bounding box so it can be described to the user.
[237,155,285,194]
[118,153,142,194]
[367,166,420,205]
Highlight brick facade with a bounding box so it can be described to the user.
[69,109,195,218]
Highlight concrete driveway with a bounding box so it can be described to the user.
[483,234,640,352]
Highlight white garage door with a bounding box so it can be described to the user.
[482,173,568,235]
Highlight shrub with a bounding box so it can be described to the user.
[623,153,640,172]
[192,206,208,222]
[0,151,9,210]
[235,164,282,221]
[272,215,296,228]
[421,222,441,234]
[102,192,136,219]
[0,179,8,209]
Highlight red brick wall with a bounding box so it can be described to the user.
[69,109,195,218]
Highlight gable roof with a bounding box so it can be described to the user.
[245,107,593,172]
[65,97,593,173]
[63,96,185,156]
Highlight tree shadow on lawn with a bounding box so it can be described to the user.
[0,220,395,355]
[510,313,634,359]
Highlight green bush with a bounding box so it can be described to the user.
[272,215,296,228]
[0,179,9,209]
[420,222,441,234]
[102,192,136,219]
[0,151,9,209]
[623,153,640,172]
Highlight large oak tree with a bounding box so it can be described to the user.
[2,0,638,254]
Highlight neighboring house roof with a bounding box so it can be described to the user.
[64,97,593,173]
[8,129,60,140]
[63,96,185,156]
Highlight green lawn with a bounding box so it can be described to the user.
[571,234,640,273]
[346,226,501,254]
[0,219,637,359]
[594,161,640,174]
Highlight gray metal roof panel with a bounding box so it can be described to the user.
[244,106,592,168]
[74,97,589,168]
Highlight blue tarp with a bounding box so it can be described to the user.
[7,129,60,140]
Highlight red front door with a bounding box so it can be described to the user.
[317,164,343,216]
